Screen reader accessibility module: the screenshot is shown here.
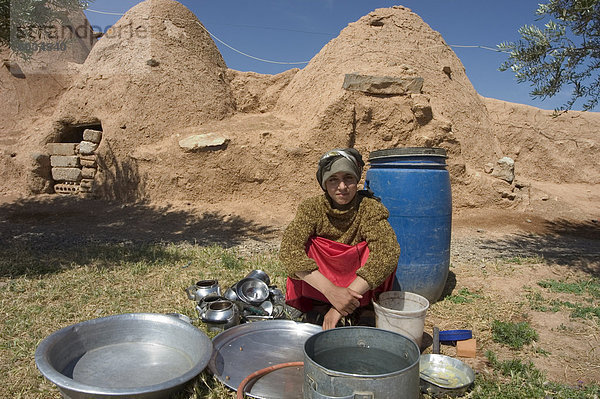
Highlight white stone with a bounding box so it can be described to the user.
[83,129,103,144]
[178,133,229,152]
[51,155,80,167]
[79,141,99,155]
[81,167,96,179]
[52,167,82,182]
[46,143,78,156]
[491,156,514,183]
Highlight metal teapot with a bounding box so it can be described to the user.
[185,279,221,302]
[199,299,240,331]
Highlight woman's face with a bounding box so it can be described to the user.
[325,171,358,206]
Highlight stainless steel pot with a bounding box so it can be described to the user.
[303,327,420,399]
[196,294,224,313]
[35,313,212,399]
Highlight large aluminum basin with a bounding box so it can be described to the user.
[35,313,212,399]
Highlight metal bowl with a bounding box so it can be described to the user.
[419,354,475,397]
[245,269,271,286]
[35,313,213,399]
[260,300,274,316]
[223,284,239,301]
[236,278,270,305]
[209,321,322,398]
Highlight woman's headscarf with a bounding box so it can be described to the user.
[316,148,365,190]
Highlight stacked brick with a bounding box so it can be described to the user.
[47,129,102,196]
[49,143,81,194]
[78,129,102,196]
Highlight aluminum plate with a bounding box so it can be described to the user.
[208,320,321,399]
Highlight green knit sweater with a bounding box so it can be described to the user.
[280,192,400,289]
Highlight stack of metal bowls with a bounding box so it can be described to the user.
[187,270,286,331]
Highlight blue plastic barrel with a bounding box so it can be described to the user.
[365,147,451,303]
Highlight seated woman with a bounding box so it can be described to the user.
[280,148,400,330]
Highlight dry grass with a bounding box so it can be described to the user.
[0,242,284,399]
[1,241,598,398]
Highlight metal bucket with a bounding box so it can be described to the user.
[303,327,420,399]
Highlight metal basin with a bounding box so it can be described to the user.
[419,354,475,397]
[35,313,213,399]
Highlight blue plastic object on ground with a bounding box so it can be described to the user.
[438,329,473,343]
[365,147,452,303]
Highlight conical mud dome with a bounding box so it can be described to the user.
[275,6,495,168]
[55,0,234,136]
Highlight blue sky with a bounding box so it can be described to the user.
[83,1,594,111]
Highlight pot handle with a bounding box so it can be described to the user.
[185,285,197,300]
[307,378,373,399]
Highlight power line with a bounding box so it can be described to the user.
[451,44,511,54]
[86,8,126,16]
[196,22,310,65]
[84,8,510,63]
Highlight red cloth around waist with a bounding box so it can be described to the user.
[285,236,395,312]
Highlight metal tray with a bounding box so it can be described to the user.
[208,320,321,399]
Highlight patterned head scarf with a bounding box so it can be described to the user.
[316,148,364,190]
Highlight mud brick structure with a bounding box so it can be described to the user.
[46,128,102,196]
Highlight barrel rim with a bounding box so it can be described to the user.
[369,147,447,160]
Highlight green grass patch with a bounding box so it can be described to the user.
[538,278,600,298]
[527,278,600,323]
[471,351,600,399]
[525,290,562,312]
[561,301,600,321]
[491,320,538,349]
[447,287,483,304]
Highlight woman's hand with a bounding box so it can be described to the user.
[295,270,367,316]
[323,285,362,316]
[322,308,343,330]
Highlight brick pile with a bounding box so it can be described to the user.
[47,129,102,196]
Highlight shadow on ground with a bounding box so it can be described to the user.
[459,219,600,277]
[0,196,279,277]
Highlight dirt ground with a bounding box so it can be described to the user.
[1,189,598,387]
[1,3,598,395]
[446,207,599,385]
